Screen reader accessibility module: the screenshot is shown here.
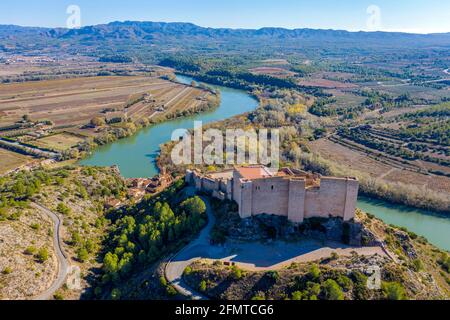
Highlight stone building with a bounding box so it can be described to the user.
[186,165,359,224]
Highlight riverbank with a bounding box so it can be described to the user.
[79,74,450,252]
[80,75,259,177]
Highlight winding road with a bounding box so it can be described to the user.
[165,195,215,300]
[31,203,69,301]
[165,195,387,300]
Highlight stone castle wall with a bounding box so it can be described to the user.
[186,169,359,224]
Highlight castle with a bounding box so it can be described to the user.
[186,166,359,224]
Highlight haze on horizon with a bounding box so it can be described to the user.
[0,0,449,34]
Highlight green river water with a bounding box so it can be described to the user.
[81,75,450,251]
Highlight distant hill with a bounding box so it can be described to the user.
[1,21,450,60]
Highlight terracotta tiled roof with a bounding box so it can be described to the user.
[236,166,275,180]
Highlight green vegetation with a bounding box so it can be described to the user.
[382,282,406,300]
[97,182,207,298]
[322,279,345,300]
[37,247,49,263]
[2,267,13,275]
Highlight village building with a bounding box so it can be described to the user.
[186,166,359,224]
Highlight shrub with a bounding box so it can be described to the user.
[111,288,121,300]
[2,267,12,275]
[166,285,177,296]
[184,266,193,276]
[159,276,167,287]
[322,279,344,300]
[351,271,370,300]
[77,248,89,263]
[412,259,424,272]
[291,291,303,300]
[24,246,37,255]
[37,248,49,263]
[336,275,353,291]
[30,223,40,230]
[199,280,207,292]
[231,266,243,280]
[382,282,406,300]
[308,264,321,281]
[251,292,266,300]
[266,270,280,281]
[56,203,71,215]
[439,254,450,273]
[53,293,64,300]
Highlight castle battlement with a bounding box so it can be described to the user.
[186,166,359,223]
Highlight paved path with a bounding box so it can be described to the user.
[165,195,387,299]
[31,203,69,300]
[165,195,215,300]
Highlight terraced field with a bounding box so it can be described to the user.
[0,76,207,128]
[310,137,450,194]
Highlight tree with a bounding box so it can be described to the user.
[322,279,344,300]
[181,196,206,216]
[22,114,31,122]
[90,117,106,127]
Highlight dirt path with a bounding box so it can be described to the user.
[31,203,69,300]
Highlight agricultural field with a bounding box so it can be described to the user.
[31,133,85,152]
[0,76,195,127]
[0,149,33,175]
[310,137,450,195]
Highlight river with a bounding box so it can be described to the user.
[81,75,450,251]
[80,75,258,178]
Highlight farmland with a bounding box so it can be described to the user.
[0,148,33,175]
[0,76,209,128]
[31,133,85,152]
[0,67,217,172]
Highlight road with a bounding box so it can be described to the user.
[31,203,69,300]
[165,195,388,299]
[165,195,215,300]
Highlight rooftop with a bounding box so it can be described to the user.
[236,165,276,180]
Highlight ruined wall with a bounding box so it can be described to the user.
[202,177,220,193]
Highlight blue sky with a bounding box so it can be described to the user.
[0,0,449,33]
